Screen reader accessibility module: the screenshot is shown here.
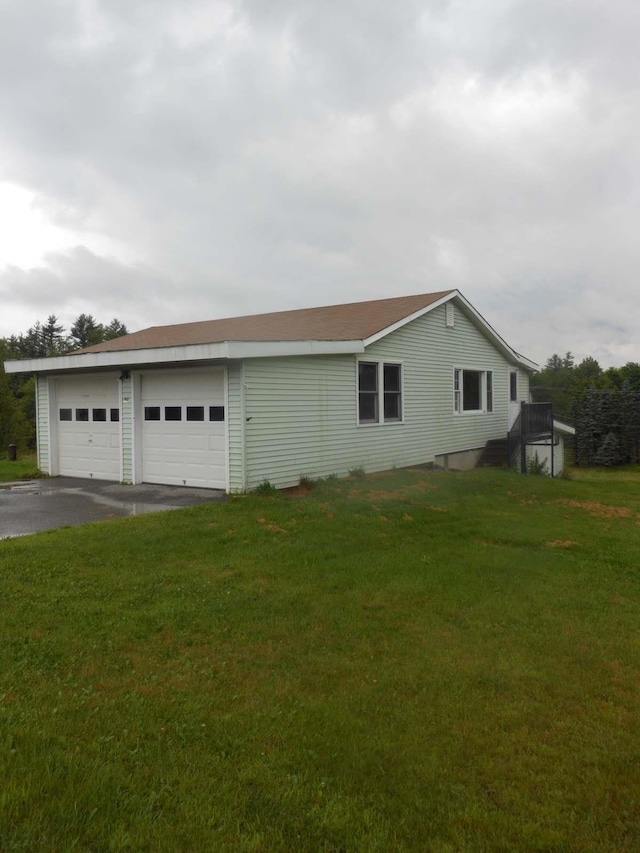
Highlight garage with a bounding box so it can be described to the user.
[54,374,121,481]
[140,368,227,489]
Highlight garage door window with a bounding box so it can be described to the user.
[165,406,182,421]
[60,408,72,421]
[145,407,161,421]
[187,406,205,421]
[92,408,107,422]
[209,406,225,422]
[110,409,120,422]
[76,408,89,422]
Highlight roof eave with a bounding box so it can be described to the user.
[3,338,365,374]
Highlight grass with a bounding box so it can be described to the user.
[2,466,640,850]
[0,454,42,481]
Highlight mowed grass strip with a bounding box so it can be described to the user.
[1,467,640,851]
[0,455,41,482]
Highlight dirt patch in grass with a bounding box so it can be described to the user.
[282,484,312,497]
[546,540,579,548]
[561,499,636,519]
[257,517,289,534]
[350,481,438,502]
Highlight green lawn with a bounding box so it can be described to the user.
[2,467,640,851]
[0,455,42,481]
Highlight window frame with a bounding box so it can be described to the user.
[357,359,404,426]
[509,371,518,402]
[453,367,494,415]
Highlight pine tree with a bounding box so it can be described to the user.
[595,431,622,467]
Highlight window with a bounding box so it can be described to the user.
[144,406,161,421]
[165,406,182,421]
[510,371,518,402]
[454,369,493,413]
[59,408,72,421]
[358,362,378,423]
[92,408,107,422]
[186,406,205,421]
[76,408,89,422]
[209,406,225,422]
[383,364,402,420]
[110,409,120,422]
[358,361,402,424]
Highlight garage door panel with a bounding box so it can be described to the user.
[209,434,225,452]
[140,369,227,490]
[54,375,120,481]
[90,434,110,449]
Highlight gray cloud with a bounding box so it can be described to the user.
[1,0,639,365]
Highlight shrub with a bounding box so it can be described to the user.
[527,453,548,476]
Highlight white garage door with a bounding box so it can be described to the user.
[55,374,121,481]
[140,368,226,489]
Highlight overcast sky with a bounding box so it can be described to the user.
[1,0,638,367]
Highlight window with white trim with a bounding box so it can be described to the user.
[454,368,493,413]
[510,371,518,402]
[358,361,402,424]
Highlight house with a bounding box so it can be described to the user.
[4,289,542,491]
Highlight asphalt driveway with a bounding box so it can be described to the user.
[0,477,226,539]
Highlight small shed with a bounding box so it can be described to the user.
[525,420,575,477]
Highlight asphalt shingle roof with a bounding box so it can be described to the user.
[78,291,454,353]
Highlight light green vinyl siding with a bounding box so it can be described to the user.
[227,361,245,492]
[36,375,50,473]
[120,375,133,483]
[242,304,532,489]
[517,369,530,401]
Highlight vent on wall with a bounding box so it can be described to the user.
[446,304,455,327]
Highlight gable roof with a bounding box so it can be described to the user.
[4,289,538,374]
[77,291,454,353]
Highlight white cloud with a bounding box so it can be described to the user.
[0,0,639,365]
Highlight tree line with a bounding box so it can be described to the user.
[531,353,640,466]
[1,314,128,455]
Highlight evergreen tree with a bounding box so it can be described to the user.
[595,431,622,467]
[103,318,128,340]
[41,315,68,355]
[0,341,31,453]
[69,314,104,349]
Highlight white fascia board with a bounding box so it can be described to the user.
[4,339,364,374]
[225,340,363,358]
[553,420,575,436]
[363,291,456,347]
